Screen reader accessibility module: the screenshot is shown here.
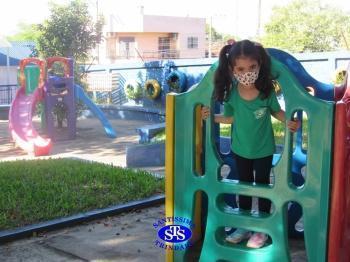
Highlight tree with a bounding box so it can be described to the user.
[261,0,350,52]
[7,23,40,57]
[8,23,40,42]
[206,23,223,42]
[36,0,104,62]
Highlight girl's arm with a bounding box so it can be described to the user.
[214,114,234,124]
[201,106,233,124]
[272,110,285,122]
[272,110,300,132]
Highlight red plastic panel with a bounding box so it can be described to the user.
[328,69,350,262]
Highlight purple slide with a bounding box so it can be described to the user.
[9,87,52,156]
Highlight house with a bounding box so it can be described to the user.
[103,14,206,62]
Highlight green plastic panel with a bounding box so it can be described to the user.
[24,65,40,95]
[172,57,334,262]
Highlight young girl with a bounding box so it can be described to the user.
[201,39,300,248]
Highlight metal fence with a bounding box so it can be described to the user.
[0,84,17,105]
[85,72,128,105]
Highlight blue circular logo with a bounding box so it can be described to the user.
[158,224,192,243]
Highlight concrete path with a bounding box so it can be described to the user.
[0,206,166,262]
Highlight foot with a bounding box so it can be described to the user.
[225,228,251,244]
[246,232,268,248]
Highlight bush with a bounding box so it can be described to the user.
[124,80,143,101]
[332,68,347,85]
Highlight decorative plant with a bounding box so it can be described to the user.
[124,80,143,101]
[332,68,347,85]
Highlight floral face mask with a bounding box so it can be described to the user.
[233,69,259,86]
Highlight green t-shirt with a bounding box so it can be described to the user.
[223,87,281,159]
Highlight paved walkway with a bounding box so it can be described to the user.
[0,205,166,262]
[0,118,307,261]
[0,118,158,168]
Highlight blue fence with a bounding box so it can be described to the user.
[84,52,350,108]
[84,59,215,109]
[1,51,350,106]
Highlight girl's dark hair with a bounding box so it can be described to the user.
[214,39,275,102]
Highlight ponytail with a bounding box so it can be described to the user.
[253,43,275,99]
[214,44,234,102]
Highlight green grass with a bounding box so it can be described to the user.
[0,159,164,230]
[150,119,308,147]
[150,130,166,143]
[221,118,308,147]
[153,122,295,145]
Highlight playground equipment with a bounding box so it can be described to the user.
[165,70,187,93]
[144,79,162,99]
[75,84,116,138]
[267,48,334,101]
[165,49,348,261]
[328,62,350,262]
[9,57,116,156]
[267,48,334,238]
[9,58,52,156]
[45,57,76,140]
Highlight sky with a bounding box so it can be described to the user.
[0,0,349,39]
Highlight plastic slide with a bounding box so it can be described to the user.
[9,87,52,156]
[267,48,334,101]
[75,84,116,138]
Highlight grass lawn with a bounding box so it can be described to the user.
[152,118,308,147]
[0,159,164,231]
[220,118,308,147]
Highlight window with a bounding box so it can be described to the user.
[187,37,198,49]
[158,37,171,58]
[119,37,135,59]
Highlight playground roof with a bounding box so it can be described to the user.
[0,41,35,66]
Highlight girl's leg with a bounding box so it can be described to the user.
[254,155,273,213]
[235,154,254,211]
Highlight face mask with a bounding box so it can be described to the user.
[233,69,259,86]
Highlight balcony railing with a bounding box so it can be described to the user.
[114,50,180,60]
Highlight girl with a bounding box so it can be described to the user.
[201,40,300,248]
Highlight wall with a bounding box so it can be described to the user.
[143,15,206,58]
[0,66,17,85]
[293,51,350,83]
[104,15,206,62]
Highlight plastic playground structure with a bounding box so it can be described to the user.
[8,57,116,156]
[165,48,350,261]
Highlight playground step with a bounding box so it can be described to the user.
[136,122,165,143]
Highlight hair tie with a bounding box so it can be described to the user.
[227,39,235,45]
[225,53,229,58]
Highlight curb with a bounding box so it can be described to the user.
[0,194,165,244]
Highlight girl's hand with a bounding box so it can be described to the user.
[287,119,301,133]
[201,106,210,120]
